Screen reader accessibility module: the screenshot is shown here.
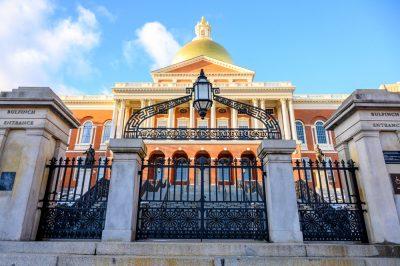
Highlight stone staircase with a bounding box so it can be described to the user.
[0,241,399,266]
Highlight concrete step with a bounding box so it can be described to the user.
[1,253,400,266]
[0,241,399,266]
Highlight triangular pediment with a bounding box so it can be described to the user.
[152,56,255,75]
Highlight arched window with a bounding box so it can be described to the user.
[101,121,112,143]
[80,121,93,144]
[295,121,306,144]
[315,121,328,144]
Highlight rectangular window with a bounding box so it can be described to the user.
[197,120,208,128]
[238,120,249,129]
[217,119,228,129]
[157,119,167,128]
[177,119,188,128]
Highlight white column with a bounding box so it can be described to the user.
[260,99,266,128]
[231,107,238,128]
[352,131,400,243]
[116,100,126,138]
[280,99,291,140]
[258,140,303,242]
[189,101,195,128]
[110,100,119,139]
[252,99,259,128]
[147,100,154,128]
[288,99,297,140]
[168,107,175,128]
[211,104,216,128]
[102,139,147,241]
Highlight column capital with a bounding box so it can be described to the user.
[353,130,380,142]
[257,140,297,159]
[109,138,147,159]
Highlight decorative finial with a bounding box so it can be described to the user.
[194,17,211,40]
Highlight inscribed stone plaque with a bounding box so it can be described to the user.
[383,151,400,164]
[0,172,16,191]
[391,174,400,194]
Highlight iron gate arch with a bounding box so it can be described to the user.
[136,157,268,240]
[123,70,282,140]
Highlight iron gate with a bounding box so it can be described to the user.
[136,157,268,240]
[294,159,368,242]
[37,157,112,239]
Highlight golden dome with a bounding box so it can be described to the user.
[172,17,233,64]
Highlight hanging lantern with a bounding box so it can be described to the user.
[192,69,213,119]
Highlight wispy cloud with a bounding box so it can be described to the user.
[95,5,116,22]
[123,22,181,70]
[0,0,101,95]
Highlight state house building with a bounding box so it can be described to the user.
[61,17,398,163]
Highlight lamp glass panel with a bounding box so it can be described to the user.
[197,83,210,99]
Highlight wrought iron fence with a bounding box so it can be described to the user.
[136,158,268,240]
[37,157,112,239]
[293,159,368,242]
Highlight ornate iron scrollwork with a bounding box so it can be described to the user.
[124,95,192,138]
[123,89,282,140]
[213,95,281,136]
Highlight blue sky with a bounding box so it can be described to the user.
[0,0,399,95]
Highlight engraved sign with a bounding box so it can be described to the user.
[0,172,16,191]
[370,112,400,117]
[3,120,34,126]
[383,151,400,164]
[391,174,400,194]
[7,110,35,115]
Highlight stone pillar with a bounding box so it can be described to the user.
[231,107,238,128]
[189,101,195,128]
[116,100,126,138]
[252,99,259,128]
[280,99,291,140]
[288,99,297,140]
[168,106,175,128]
[211,104,216,128]
[257,140,303,242]
[0,128,8,154]
[102,138,146,241]
[352,131,400,243]
[0,87,79,240]
[110,100,119,139]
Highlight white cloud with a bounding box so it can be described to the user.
[0,0,100,95]
[124,22,180,70]
[95,5,116,22]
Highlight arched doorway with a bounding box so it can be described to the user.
[195,151,211,200]
[240,150,257,181]
[148,151,165,181]
[217,150,233,185]
[171,150,189,185]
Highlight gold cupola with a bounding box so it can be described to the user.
[172,17,233,64]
